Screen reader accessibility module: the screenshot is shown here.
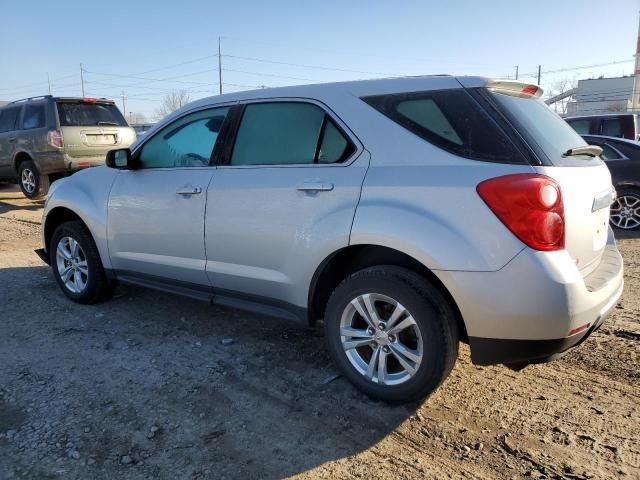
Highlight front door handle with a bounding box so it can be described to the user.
[297,182,334,192]
[176,186,202,195]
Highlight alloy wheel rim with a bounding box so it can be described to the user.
[55,236,88,293]
[21,169,36,194]
[340,293,423,386]
[610,194,640,230]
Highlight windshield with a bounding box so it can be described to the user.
[56,102,128,127]
[490,90,602,166]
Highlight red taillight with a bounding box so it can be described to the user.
[477,174,564,251]
[47,129,64,149]
[83,97,97,103]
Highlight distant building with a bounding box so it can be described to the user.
[567,76,634,115]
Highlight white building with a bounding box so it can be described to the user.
[567,76,634,115]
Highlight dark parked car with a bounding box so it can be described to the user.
[583,134,640,230]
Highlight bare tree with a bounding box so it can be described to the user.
[127,112,148,125]
[546,77,578,114]
[154,90,191,120]
[606,102,626,112]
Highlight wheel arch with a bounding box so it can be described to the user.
[308,244,467,342]
[44,207,86,253]
[13,151,33,173]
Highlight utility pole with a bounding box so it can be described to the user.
[537,65,541,86]
[121,91,126,119]
[514,66,519,80]
[47,73,52,95]
[80,63,85,97]
[218,37,222,95]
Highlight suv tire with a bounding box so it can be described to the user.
[50,220,114,304]
[18,160,49,200]
[324,266,459,403]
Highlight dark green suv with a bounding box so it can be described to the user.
[0,96,135,198]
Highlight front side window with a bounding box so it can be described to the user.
[567,119,590,135]
[230,102,352,166]
[599,143,623,161]
[0,107,20,133]
[22,104,46,129]
[363,89,524,163]
[138,107,229,168]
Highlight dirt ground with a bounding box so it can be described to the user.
[0,182,638,480]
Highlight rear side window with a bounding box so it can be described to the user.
[56,102,128,127]
[566,119,590,135]
[362,89,524,163]
[230,102,353,166]
[0,107,20,133]
[602,118,622,137]
[22,104,46,129]
[600,144,623,160]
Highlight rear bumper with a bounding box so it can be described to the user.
[435,228,624,366]
[34,151,106,175]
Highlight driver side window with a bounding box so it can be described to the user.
[138,107,229,168]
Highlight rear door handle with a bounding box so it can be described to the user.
[175,186,202,195]
[297,182,334,192]
[8,137,16,142]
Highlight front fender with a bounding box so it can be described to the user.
[43,167,119,269]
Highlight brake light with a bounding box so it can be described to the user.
[83,97,97,103]
[47,129,64,149]
[477,174,564,251]
[521,85,539,96]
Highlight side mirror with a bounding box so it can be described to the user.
[106,148,133,169]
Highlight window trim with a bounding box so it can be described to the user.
[131,102,237,170]
[216,97,361,169]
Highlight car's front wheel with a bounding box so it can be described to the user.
[50,220,114,304]
[18,160,49,200]
[324,266,459,403]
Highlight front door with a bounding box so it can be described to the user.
[0,106,21,177]
[205,101,368,308]
[108,106,230,286]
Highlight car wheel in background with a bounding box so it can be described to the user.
[610,188,640,230]
[50,220,114,304]
[324,266,459,403]
[18,160,49,200]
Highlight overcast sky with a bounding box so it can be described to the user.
[1,0,638,119]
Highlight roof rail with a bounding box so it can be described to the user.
[8,95,52,105]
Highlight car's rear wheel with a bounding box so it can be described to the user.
[610,188,640,230]
[324,266,459,403]
[50,220,114,304]
[18,160,49,200]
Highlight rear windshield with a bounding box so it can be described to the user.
[56,102,128,127]
[362,89,526,164]
[489,91,602,167]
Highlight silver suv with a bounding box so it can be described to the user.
[0,95,135,198]
[36,77,624,403]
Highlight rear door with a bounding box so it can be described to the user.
[204,100,368,306]
[0,106,21,176]
[108,106,230,285]
[489,89,614,276]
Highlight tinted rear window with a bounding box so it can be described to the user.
[489,91,602,167]
[22,104,46,129]
[362,89,525,163]
[56,102,128,127]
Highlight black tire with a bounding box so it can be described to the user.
[18,160,49,200]
[50,220,114,304]
[325,266,459,403]
[610,188,640,231]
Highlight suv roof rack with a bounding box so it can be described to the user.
[8,95,52,105]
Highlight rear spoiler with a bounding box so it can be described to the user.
[486,80,544,99]
[55,97,115,104]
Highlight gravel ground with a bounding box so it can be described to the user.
[0,183,638,480]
